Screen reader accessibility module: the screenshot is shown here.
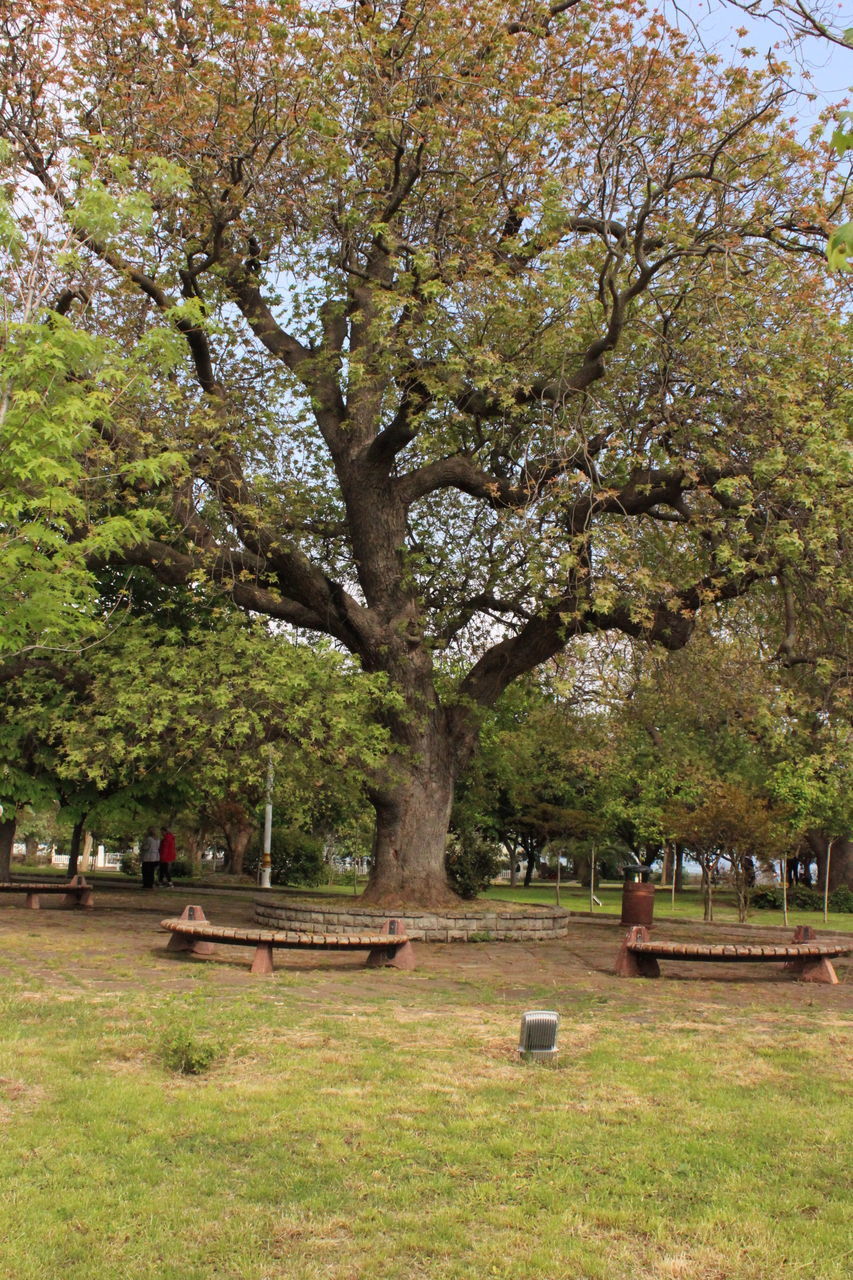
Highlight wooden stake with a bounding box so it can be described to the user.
[823,838,833,924]
[588,846,595,914]
[781,858,788,927]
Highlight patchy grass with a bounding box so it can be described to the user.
[0,892,849,1280]
[13,867,850,933]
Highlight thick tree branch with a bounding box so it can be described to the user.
[227,272,313,375]
[366,374,433,467]
[507,0,585,35]
[102,539,377,655]
[459,563,766,710]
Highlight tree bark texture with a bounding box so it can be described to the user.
[217,809,255,877]
[701,859,714,922]
[807,833,852,892]
[362,710,463,907]
[674,846,685,893]
[66,817,85,880]
[182,827,207,876]
[0,817,15,881]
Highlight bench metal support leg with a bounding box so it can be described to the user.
[251,944,275,975]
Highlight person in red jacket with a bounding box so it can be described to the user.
[158,826,177,886]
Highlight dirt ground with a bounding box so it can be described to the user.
[2,884,850,1018]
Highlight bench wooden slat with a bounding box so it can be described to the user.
[160,910,415,973]
[617,925,849,985]
[1,881,90,893]
[0,879,94,909]
[631,941,850,960]
[160,923,412,948]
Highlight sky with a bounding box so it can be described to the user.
[673,0,853,133]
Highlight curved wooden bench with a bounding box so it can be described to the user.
[0,876,94,909]
[160,905,415,974]
[616,925,850,985]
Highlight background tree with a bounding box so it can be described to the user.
[667,780,787,922]
[0,598,390,877]
[454,677,613,884]
[589,599,852,900]
[1,0,849,905]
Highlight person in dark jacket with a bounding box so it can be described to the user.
[158,826,177,886]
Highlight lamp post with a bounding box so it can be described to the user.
[259,752,273,889]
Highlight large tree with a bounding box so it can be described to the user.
[1,0,849,904]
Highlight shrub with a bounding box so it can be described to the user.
[751,887,783,910]
[119,852,140,877]
[828,886,853,913]
[751,885,852,913]
[171,858,191,879]
[789,886,822,910]
[159,1028,218,1076]
[245,826,325,886]
[446,831,501,899]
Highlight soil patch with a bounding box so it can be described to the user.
[0,885,849,1017]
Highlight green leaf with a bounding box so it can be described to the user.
[827,222,853,272]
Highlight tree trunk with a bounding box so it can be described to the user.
[229,826,253,876]
[523,847,537,887]
[808,832,852,892]
[642,843,660,869]
[0,816,15,880]
[575,854,592,887]
[182,826,206,875]
[701,858,714,922]
[732,857,749,923]
[361,736,458,908]
[66,817,86,879]
[674,845,685,893]
[661,843,673,887]
[211,799,256,876]
[222,822,254,876]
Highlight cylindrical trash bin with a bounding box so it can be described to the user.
[620,865,655,927]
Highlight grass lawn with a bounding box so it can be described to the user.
[0,887,850,1280]
[487,882,853,934]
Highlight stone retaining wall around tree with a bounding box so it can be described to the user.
[253,898,569,942]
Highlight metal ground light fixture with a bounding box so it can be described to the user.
[518,1010,560,1060]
